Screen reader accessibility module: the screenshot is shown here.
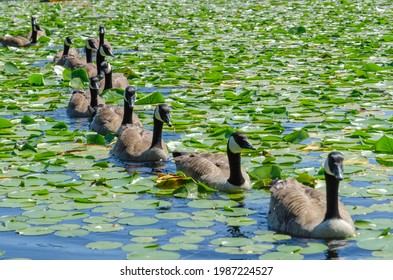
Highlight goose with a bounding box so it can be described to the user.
[96,43,114,75]
[26,16,45,41]
[91,24,111,54]
[99,61,130,91]
[172,132,256,193]
[64,38,98,77]
[89,86,142,135]
[0,18,44,47]
[110,104,172,162]
[66,75,105,118]
[53,36,80,66]
[267,151,355,239]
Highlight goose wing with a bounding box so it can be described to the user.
[268,178,326,237]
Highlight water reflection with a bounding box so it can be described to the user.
[325,239,351,260]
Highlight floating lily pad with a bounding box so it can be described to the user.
[161,243,198,251]
[126,250,180,260]
[118,216,158,226]
[211,237,255,247]
[259,252,304,260]
[17,227,54,236]
[86,241,123,250]
[155,212,191,220]
[83,223,124,232]
[177,220,215,228]
[55,229,89,237]
[188,199,239,209]
[129,228,168,237]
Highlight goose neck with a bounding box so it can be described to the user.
[85,47,93,63]
[323,171,341,220]
[63,43,70,56]
[90,88,99,108]
[104,70,113,90]
[227,145,245,186]
[149,118,164,149]
[96,53,104,74]
[122,99,133,125]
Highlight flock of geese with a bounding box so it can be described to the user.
[0,17,356,240]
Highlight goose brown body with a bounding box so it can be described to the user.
[173,132,256,193]
[66,76,105,118]
[110,104,172,162]
[90,86,141,135]
[268,152,355,239]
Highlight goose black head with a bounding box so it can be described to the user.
[99,24,105,34]
[100,61,111,75]
[33,24,43,32]
[324,151,344,181]
[154,104,172,127]
[86,38,98,50]
[124,86,137,108]
[89,76,100,90]
[64,36,73,46]
[99,43,114,58]
[228,132,256,154]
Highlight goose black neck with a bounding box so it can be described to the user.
[122,99,133,125]
[227,145,245,186]
[85,46,93,63]
[63,43,70,56]
[99,32,104,47]
[104,70,113,90]
[149,118,164,149]
[31,29,38,44]
[323,171,341,220]
[96,52,104,74]
[90,88,99,108]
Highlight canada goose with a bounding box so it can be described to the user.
[66,76,105,118]
[64,38,98,77]
[26,16,45,41]
[92,24,111,53]
[96,43,114,75]
[90,86,142,135]
[53,37,80,66]
[267,151,355,239]
[110,104,172,162]
[100,61,130,91]
[172,132,256,193]
[0,18,44,47]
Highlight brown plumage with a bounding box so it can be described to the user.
[268,152,355,239]
[53,37,80,65]
[89,86,142,135]
[173,132,256,193]
[66,76,105,118]
[64,39,98,77]
[110,104,172,162]
[0,17,44,47]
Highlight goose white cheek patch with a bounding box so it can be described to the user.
[228,136,243,154]
[324,159,335,176]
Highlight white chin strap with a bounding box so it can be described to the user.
[154,106,162,122]
[228,136,242,154]
[324,159,334,176]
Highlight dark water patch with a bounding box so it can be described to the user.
[31,59,53,68]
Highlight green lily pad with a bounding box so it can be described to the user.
[188,199,239,209]
[86,241,123,250]
[126,250,180,260]
[129,228,168,237]
[17,227,54,236]
[259,252,304,260]
[118,216,158,226]
[211,237,255,247]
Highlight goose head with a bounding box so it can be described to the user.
[228,132,256,154]
[99,24,106,35]
[324,151,344,181]
[124,86,137,108]
[64,36,73,47]
[89,76,101,90]
[99,43,114,58]
[154,104,172,127]
[86,38,98,51]
[100,61,112,75]
[33,24,43,32]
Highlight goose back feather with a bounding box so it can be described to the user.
[268,152,355,239]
